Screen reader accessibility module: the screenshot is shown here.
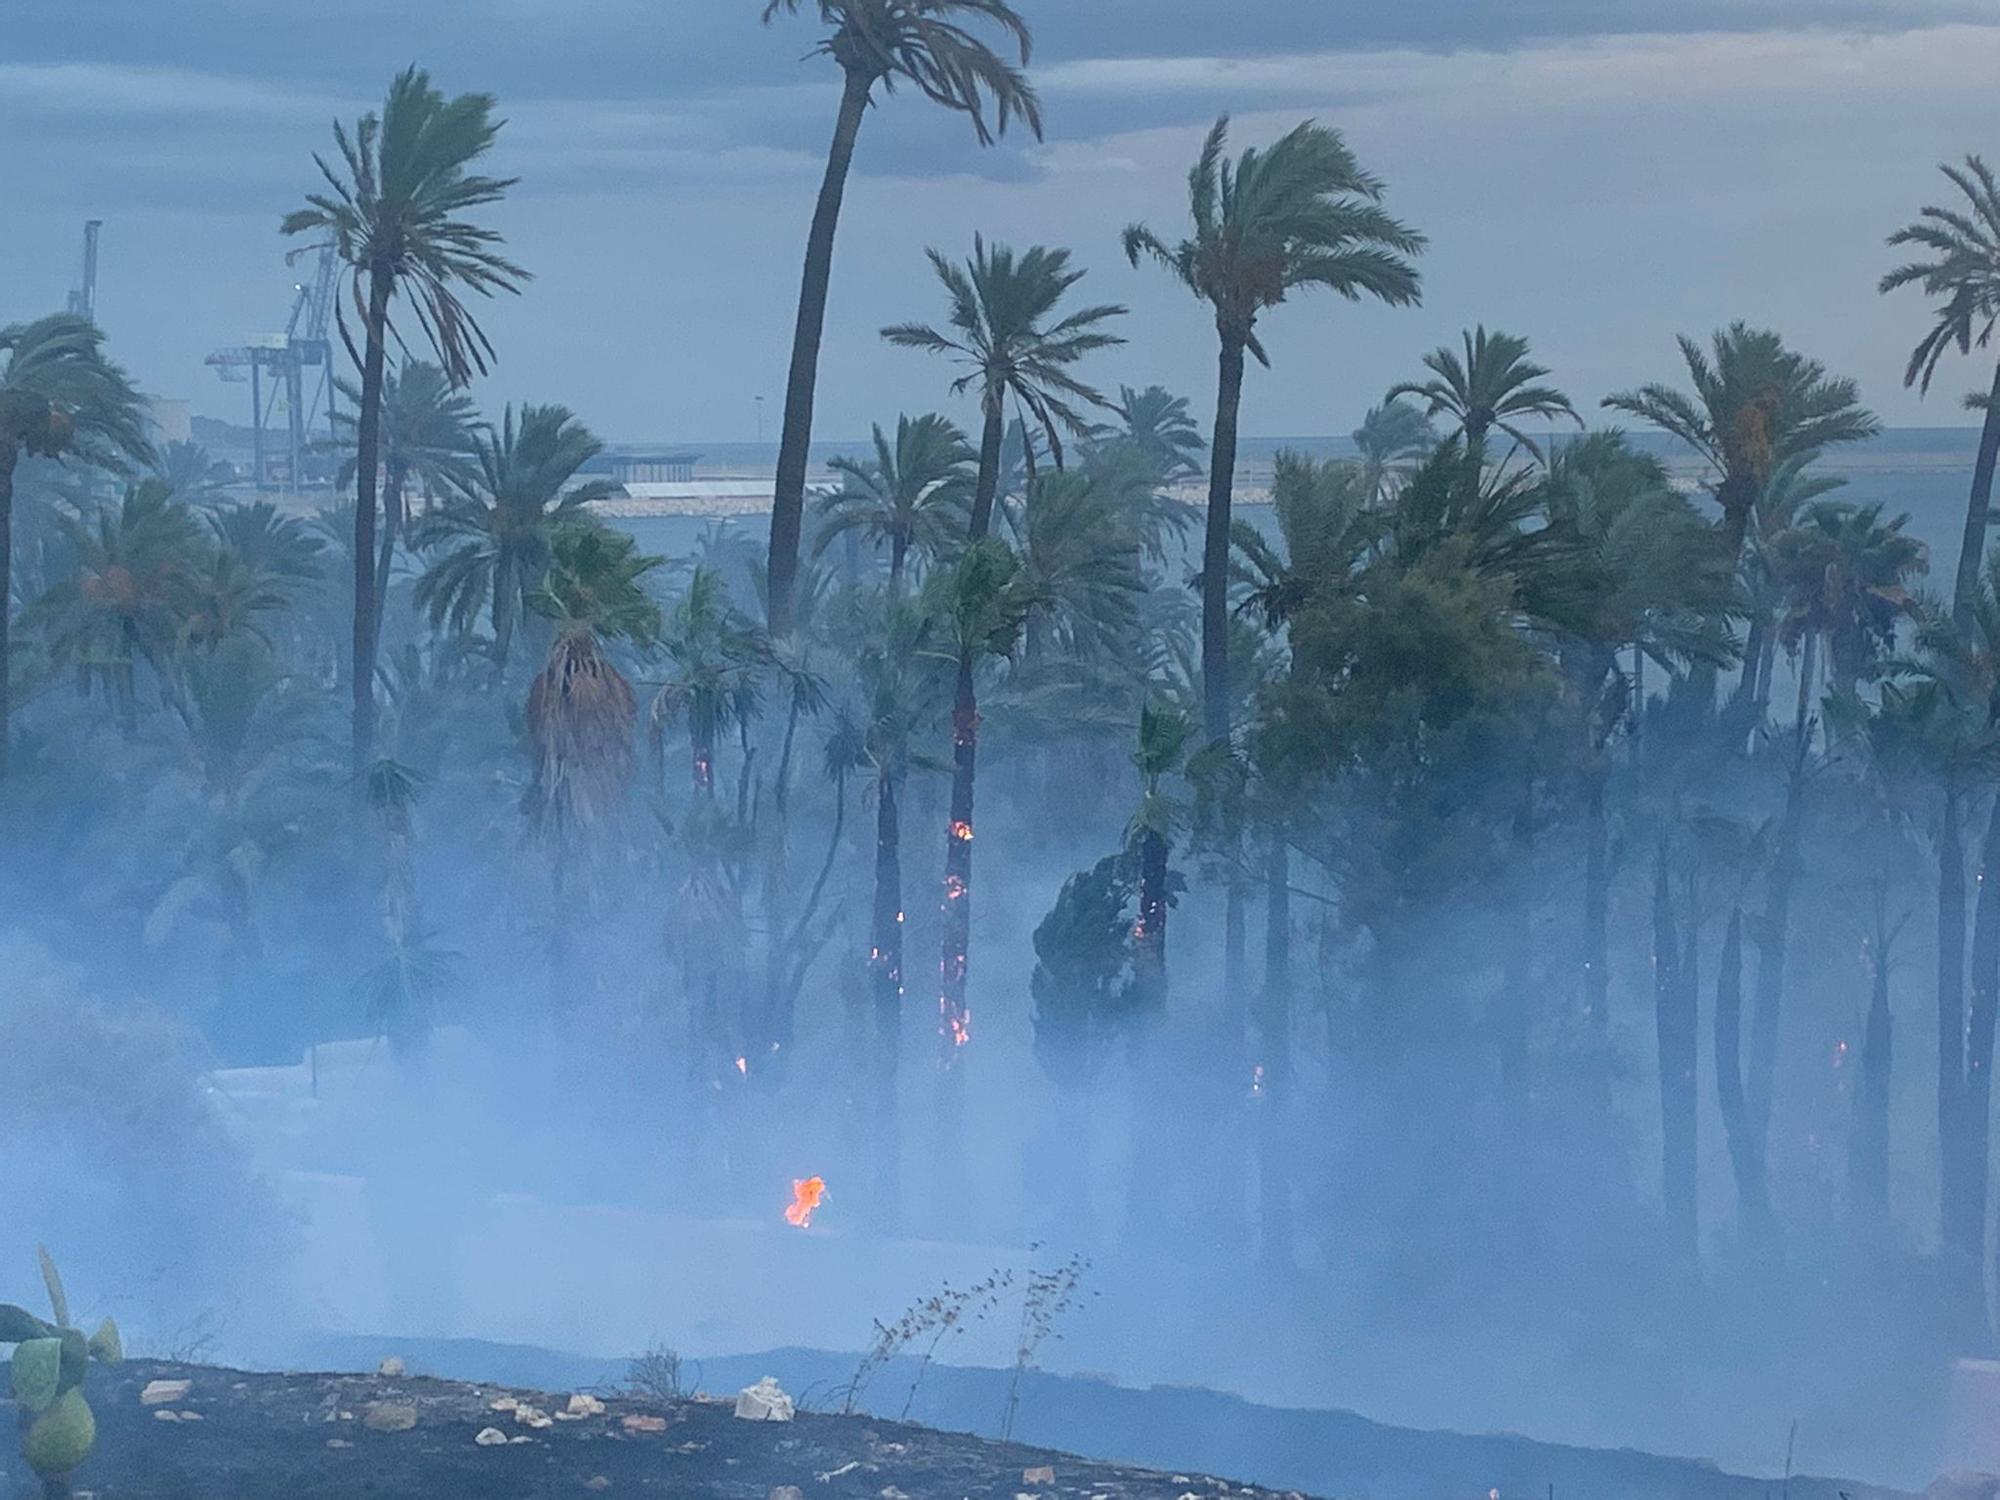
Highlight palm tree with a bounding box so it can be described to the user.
[1881,156,2000,627]
[817,413,975,590]
[1385,325,1579,462]
[29,480,205,736]
[761,0,1041,639]
[205,500,329,589]
[1351,398,1436,504]
[1603,324,1880,566]
[1105,384,1206,481]
[1004,469,1146,666]
[411,404,619,669]
[523,519,660,863]
[883,237,1126,539]
[1125,116,1425,748]
[0,313,151,770]
[1537,432,1739,1031]
[849,598,940,1229]
[1231,452,1377,634]
[335,360,483,638]
[650,567,766,798]
[153,440,234,498]
[1770,501,1927,703]
[928,537,1032,1073]
[283,66,528,771]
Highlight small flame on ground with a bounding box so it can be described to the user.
[950,819,974,842]
[785,1176,828,1229]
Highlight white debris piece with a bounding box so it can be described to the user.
[140,1379,192,1407]
[475,1427,509,1446]
[566,1393,607,1417]
[732,1376,796,1422]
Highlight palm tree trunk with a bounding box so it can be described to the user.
[936,656,978,1195]
[351,264,392,773]
[1653,846,1698,1260]
[1258,832,1292,1267]
[0,444,15,777]
[1954,359,2000,629]
[767,67,873,639]
[1583,771,1609,1033]
[970,395,1005,542]
[372,458,408,648]
[1718,467,1757,568]
[1714,909,1774,1238]
[1126,823,1169,1245]
[1939,787,1970,1296]
[1850,907,1893,1233]
[889,530,909,594]
[870,770,905,1231]
[1742,746,1804,1246]
[1956,796,2000,1334]
[1201,335,1247,749]
[1725,610,1769,739]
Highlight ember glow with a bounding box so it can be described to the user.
[950,819,974,842]
[785,1176,827,1228]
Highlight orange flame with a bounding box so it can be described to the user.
[785,1176,827,1229]
[950,819,974,842]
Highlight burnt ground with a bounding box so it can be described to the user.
[0,1360,1313,1500]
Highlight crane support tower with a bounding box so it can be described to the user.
[205,247,339,491]
[66,221,102,323]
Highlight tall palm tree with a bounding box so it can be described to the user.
[411,404,619,669]
[1537,432,1739,1031]
[883,237,1126,539]
[0,313,151,770]
[1603,324,1880,566]
[849,597,939,1229]
[1385,325,1579,462]
[335,361,483,638]
[1351,398,1436,504]
[1881,156,2000,627]
[761,0,1041,639]
[1125,116,1425,747]
[817,413,975,590]
[928,537,1032,1073]
[283,66,528,771]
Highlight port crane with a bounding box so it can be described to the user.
[206,247,339,491]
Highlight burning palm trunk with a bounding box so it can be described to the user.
[871,770,906,1229]
[937,661,978,1066]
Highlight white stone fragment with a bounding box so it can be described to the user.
[732,1376,795,1423]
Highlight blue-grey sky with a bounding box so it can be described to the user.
[8,2,2000,444]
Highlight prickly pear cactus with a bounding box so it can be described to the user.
[1,1247,119,1498]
